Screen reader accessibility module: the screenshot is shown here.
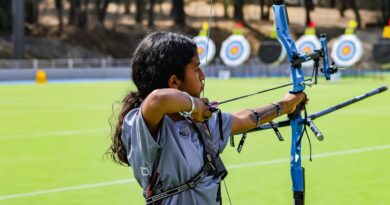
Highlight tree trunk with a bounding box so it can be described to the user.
[223,0,229,19]
[171,0,185,26]
[330,0,336,8]
[339,0,347,17]
[135,0,143,23]
[96,0,111,25]
[348,0,361,28]
[148,0,156,28]
[112,0,121,31]
[382,0,390,25]
[55,0,63,31]
[304,0,312,26]
[233,0,244,23]
[124,0,131,14]
[69,0,79,25]
[0,1,12,31]
[158,0,164,13]
[260,0,270,20]
[25,0,39,24]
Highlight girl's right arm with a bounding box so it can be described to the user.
[141,88,211,135]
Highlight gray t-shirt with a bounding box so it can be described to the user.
[121,107,233,205]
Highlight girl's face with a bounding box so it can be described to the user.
[178,54,205,98]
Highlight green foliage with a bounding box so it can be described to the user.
[0,76,389,204]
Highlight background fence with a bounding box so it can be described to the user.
[0,58,385,81]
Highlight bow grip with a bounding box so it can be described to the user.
[288,101,305,120]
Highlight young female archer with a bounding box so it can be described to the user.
[107,31,307,205]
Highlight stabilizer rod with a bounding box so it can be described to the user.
[248,85,388,139]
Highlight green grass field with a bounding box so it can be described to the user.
[1,76,389,205]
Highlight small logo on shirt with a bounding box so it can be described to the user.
[140,167,151,176]
[178,131,187,137]
[178,126,190,138]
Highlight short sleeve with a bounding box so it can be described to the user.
[121,107,164,189]
[207,112,233,153]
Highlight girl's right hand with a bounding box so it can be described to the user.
[191,98,212,123]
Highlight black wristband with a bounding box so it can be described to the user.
[247,109,262,127]
[272,103,282,117]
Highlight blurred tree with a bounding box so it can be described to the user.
[124,0,131,14]
[25,0,39,25]
[304,0,314,26]
[233,0,244,22]
[260,0,271,20]
[339,0,361,28]
[69,0,88,27]
[223,0,230,18]
[158,0,164,13]
[135,0,143,23]
[381,0,389,25]
[148,0,156,27]
[171,0,185,26]
[330,0,336,8]
[55,0,64,31]
[0,1,12,31]
[96,0,111,25]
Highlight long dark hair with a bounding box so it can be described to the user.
[107,32,197,166]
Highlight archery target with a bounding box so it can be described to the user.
[258,39,286,64]
[193,36,216,66]
[220,35,251,67]
[331,34,363,68]
[295,35,321,68]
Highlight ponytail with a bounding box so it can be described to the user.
[107,91,143,166]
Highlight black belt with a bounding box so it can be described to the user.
[145,168,207,204]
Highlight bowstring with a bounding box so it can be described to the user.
[202,0,214,98]
[203,1,232,205]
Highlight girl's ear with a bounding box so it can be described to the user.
[168,75,182,89]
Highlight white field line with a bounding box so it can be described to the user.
[0,128,108,140]
[0,144,389,201]
[227,144,390,169]
[0,179,136,200]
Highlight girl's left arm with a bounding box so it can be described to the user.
[230,93,306,135]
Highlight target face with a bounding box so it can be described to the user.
[331,34,363,68]
[193,36,216,66]
[220,35,251,67]
[295,35,321,68]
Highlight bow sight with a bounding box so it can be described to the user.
[291,34,338,83]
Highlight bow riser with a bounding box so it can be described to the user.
[273,2,306,204]
[273,4,305,93]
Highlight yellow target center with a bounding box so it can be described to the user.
[231,46,239,55]
[198,47,204,55]
[302,46,311,54]
[342,46,351,55]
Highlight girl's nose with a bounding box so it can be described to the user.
[199,68,206,81]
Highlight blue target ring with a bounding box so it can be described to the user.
[225,42,244,61]
[297,41,316,54]
[336,40,356,61]
[196,41,208,60]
